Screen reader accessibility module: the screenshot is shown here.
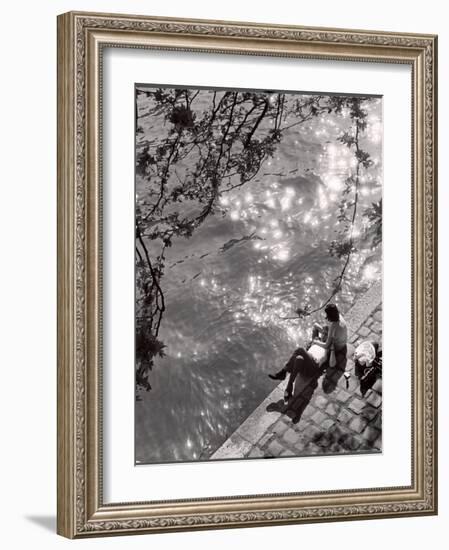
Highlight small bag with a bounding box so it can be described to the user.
[329,345,337,368]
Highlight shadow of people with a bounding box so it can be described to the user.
[266,344,351,425]
[266,398,289,414]
[288,375,320,423]
[266,371,320,424]
[321,356,347,394]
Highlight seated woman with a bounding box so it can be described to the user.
[353,340,382,396]
[268,303,348,401]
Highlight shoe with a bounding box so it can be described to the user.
[268,370,286,381]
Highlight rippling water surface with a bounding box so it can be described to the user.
[135,92,382,464]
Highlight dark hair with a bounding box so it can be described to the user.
[324,303,340,323]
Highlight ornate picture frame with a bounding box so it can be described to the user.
[57,11,437,538]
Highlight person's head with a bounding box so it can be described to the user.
[324,303,340,323]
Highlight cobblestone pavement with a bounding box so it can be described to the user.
[211,287,382,460]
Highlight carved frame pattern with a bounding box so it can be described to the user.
[57,11,437,538]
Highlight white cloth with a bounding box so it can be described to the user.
[354,341,376,366]
[307,344,327,366]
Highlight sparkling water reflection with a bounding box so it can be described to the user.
[135,95,382,464]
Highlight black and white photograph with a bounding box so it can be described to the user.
[0,0,441,544]
[134,85,383,465]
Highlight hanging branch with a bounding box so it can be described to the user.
[136,228,165,336]
[282,98,373,320]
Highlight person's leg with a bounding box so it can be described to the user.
[284,356,304,397]
[268,347,303,380]
[285,349,317,400]
[336,345,347,370]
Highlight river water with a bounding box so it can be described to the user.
[135,91,382,464]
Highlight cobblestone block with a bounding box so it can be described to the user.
[373,436,382,450]
[365,316,374,327]
[372,412,382,430]
[279,415,293,427]
[334,389,352,404]
[357,440,372,452]
[300,404,317,420]
[337,408,353,424]
[340,434,362,451]
[321,418,335,431]
[373,310,382,322]
[302,424,321,442]
[349,416,368,434]
[316,432,334,448]
[361,406,379,422]
[293,440,306,454]
[350,334,359,344]
[357,326,371,338]
[348,397,366,414]
[366,391,382,408]
[283,428,299,446]
[372,378,383,394]
[330,442,343,453]
[248,447,265,458]
[289,415,309,431]
[267,440,285,456]
[325,402,340,416]
[311,410,328,426]
[257,433,273,448]
[304,442,322,454]
[281,449,295,457]
[363,425,381,443]
[271,421,289,437]
[313,395,329,409]
[371,321,382,335]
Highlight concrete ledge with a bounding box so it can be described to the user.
[211,386,285,459]
[345,281,382,335]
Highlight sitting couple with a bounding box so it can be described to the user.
[268,303,348,402]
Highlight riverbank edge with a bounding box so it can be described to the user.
[210,280,382,459]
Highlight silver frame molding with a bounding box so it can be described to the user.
[57,11,438,538]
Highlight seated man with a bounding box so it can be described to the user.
[268,304,348,401]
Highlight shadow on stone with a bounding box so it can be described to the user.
[322,360,347,394]
[309,415,381,453]
[266,373,319,424]
[266,399,289,414]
